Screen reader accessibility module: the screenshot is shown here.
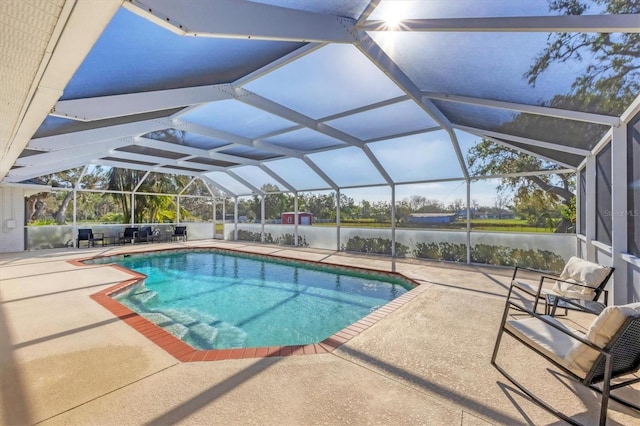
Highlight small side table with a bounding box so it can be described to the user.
[545,294,606,316]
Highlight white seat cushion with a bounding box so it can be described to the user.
[565,302,640,374]
[552,257,610,297]
[505,316,586,378]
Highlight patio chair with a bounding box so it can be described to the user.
[492,294,640,425]
[172,225,187,242]
[119,227,138,245]
[136,226,157,243]
[77,228,104,248]
[510,257,614,315]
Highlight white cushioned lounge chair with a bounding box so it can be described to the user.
[492,287,640,425]
[511,256,614,315]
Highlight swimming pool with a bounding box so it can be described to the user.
[101,249,414,351]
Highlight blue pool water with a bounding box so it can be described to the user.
[110,250,412,350]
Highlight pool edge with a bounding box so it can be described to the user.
[76,246,428,362]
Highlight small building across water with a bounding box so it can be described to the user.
[281,212,313,225]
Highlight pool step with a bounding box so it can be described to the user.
[188,323,219,345]
[163,309,198,327]
[164,323,189,339]
[141,312,189,339]
[141,312,173,326]
[129,289,158,305]
[213,322,247,348]
[181,309,218,326]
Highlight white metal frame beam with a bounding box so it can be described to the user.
[232,42,327,87]
[225,170,264,195]
[471,168,575,181]
[5,157,103,183]
[302,157,338,191]
[102,150,211,171]
[52,84,234,121]
[358,0,383,25]
[15,138,133,167]
[127,0,357,43]
[610,125,628,304]
[201,175,238,198]
[360,14,640,33]
[95,159,203,178]
[170,119,305,159]
[478,135,577,170]
[259,164,296,193]
[178,177,197,196]
[234,89,366,148]
[233,88,395,185]
[355,32,470,179]
[27,120,167,151]
[364,126,442,144]
[320,95,410,122]
[134,137,260,166]
[456,125,592,156]
[355,33,453,131]
[422,92,621,126]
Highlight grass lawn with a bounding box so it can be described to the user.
[313,219,555,233]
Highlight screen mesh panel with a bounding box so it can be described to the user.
[596,144,612,246]
[628,113,640,256]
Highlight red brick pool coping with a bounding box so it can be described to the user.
[72,247,428,362]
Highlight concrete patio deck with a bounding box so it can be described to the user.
[1,240,638,425]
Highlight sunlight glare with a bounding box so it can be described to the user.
[383,9,403,30]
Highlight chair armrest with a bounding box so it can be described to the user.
[547,277,607,302]
[511,272,560,296]
[546,277,592,289]
[514,265,554,275]
[512,265,558,284]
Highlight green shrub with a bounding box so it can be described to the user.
[342,236,408,256]
[28,219,57,226]
[237,230,262,242]
[413,242,440,259]
[99,212,125,223]
[414,241,565,272]
[470,244,564,272]
[277,233,309,247]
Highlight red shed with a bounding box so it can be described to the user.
[281,212,313,225]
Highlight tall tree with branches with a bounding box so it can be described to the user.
[468,0,639,232]
[526,0,639,115]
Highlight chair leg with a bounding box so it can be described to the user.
[491,326,504,366]
[598,355,612,426]
[491,287,582,425]
[532,277,545,314]
[491,288,513,365]
[589,377,640,414]
[493,360,582,426]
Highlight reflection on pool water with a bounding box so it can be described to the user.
[108,250,413,350]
